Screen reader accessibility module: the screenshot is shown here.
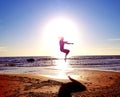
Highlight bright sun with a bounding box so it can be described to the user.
[42,17,79,57]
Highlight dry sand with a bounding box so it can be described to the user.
[0,70,120,97]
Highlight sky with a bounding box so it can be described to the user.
[0,0,120,57]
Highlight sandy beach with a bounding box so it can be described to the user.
[0,70,120,97]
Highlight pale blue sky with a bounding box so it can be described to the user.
[0,0,120,56]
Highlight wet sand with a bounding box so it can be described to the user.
[0,70,120,97]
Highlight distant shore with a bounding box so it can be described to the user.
[0,70,120,97]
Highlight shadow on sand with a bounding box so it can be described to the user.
[58,76,87,97]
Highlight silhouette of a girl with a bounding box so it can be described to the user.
[59,37,73,61]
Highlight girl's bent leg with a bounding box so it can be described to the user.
[65,50,70,62]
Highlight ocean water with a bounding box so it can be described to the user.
[0,55,120,78]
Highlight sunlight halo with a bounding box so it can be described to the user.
[42,17,80,57]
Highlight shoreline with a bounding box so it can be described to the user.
[0,70,120,97]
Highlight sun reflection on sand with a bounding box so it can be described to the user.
[54,60,71,79]
[49,60,79,79]
[42,60,80,79]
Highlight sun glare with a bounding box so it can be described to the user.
[54,60,73,79]
[42,17,79,57]
[44,60,79,79]
[55,60,70,70]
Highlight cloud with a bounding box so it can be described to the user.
[0,46,7,52]
[107,38,120,41]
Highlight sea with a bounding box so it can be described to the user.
[0,55,120,79]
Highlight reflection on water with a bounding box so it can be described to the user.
[55,60,70,70]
